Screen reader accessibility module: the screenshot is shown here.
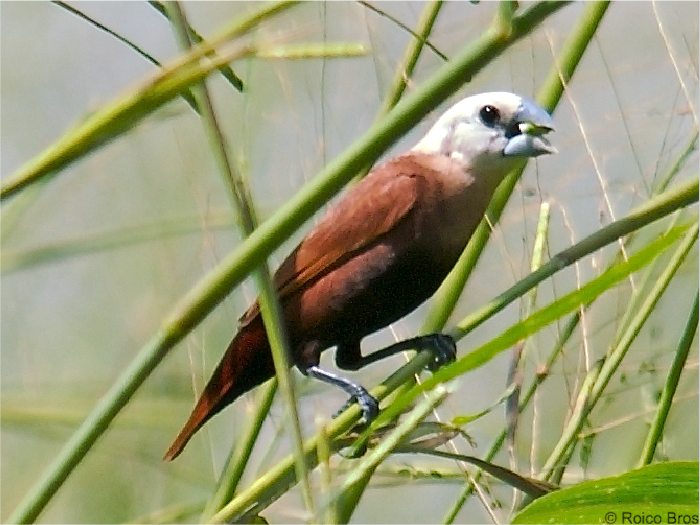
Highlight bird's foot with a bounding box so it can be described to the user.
[304,365,379,424]
[425,334,457,372]
[334,386,379,423]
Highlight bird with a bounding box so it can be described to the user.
[164,91,555,461]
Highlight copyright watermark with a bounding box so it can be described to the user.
[603,511,699,524]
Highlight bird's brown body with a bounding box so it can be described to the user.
[164,92,555,460]
[164,153,494,460]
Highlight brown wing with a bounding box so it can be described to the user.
[239,155,422,326]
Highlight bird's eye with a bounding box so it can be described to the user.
[479,105,500,127]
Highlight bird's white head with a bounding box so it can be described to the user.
[413,91,556,176]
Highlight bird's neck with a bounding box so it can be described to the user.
[398,152,505,269]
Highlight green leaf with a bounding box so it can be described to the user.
[513,462,699,524]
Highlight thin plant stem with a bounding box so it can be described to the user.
[450,181,697,340]
[359,1,447,62]
[148,0,244,91]
[166,1,313,518]
[506,203,550,482]
[1,212,237,274]
[316,420,337,525]
[540,359,604,484]
[653,131,698,195]
[1,1,299,201]
[442,299,581,523]
[339,385,450,491]
[637,293,698,467]
[320,385,452,523]
[52,1,197,112]
[539,222,698,481]
[376,0,446,114]
[201,380,278,519]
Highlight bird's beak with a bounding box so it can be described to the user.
[503,100,557,157]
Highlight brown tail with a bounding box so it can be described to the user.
[163,318,275,461]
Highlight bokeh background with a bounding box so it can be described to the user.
[2,2,698,523]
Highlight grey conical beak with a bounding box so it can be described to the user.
[503,99,556,157]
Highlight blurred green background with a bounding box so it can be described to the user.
[2,2,697,523]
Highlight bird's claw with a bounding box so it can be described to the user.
[426,334,457,372]
[333,386,379,423]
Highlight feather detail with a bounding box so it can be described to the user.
[163,317,273,461]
